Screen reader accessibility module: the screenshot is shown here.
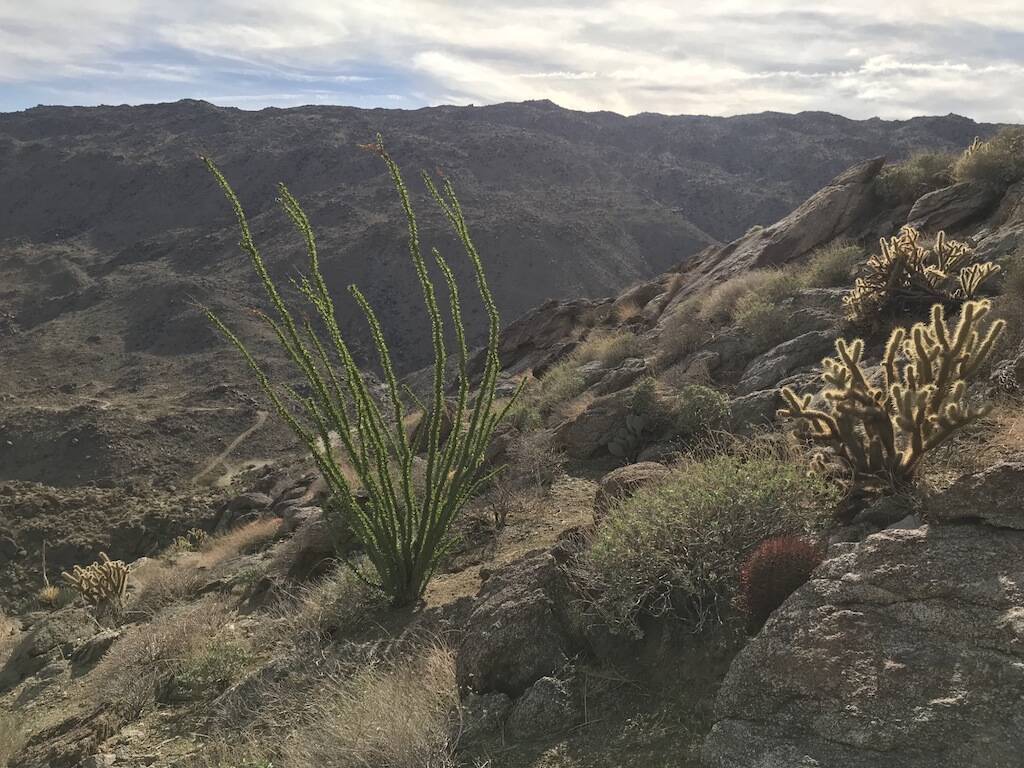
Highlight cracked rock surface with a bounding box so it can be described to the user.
[702,525,1024,768]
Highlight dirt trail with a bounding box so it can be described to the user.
[190,410,269,487]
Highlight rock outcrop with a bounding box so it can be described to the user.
[674,157,885,298]
[457,551,578,697]
[907,181,999,231]
[703,524,1024,768]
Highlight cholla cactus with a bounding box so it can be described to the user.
[62,552,129,621]
[170,528,208,553]
[780,300,1005,491]
[844,227,999,324]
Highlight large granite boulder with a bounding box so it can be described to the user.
[703,525,1024,767]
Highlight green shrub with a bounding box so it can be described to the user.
[574,330,647,367]
[733,293,792,353]
[175,641,254,700]
[799,241,864,289]
[204,137,514,607]
[507,359,586,430]
[953,128,1024,190]
[699,269,793,325]
[670,384,730,440]
[580,453,838,635]
[876,151,954,204]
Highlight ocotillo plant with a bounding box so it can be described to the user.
[780,299,1004,491]
[203,136,516,606]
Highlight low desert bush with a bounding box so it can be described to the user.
[738,535,824,631]
[953,128,1024,190]
[269,565,382,649]
[732,293,792,352]
[175,641,255,700]
[506,428,566,489]
[670,384,731,440]
[992,257,1024,352]
[605,379,729,460]
[580,451,838,635]
[278,644,460,768]
[875,151,954,204]
[507,360,586,430]
[798,240,864,289]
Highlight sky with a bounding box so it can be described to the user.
[2,1,1024,120]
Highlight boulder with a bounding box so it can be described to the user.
[907,181,999,232]
[592,357,648,396]
[728,389,781,433]
[70,629,120,668]
[594,462,670,523]
[925,461,1024,529]
[457,551,577,697]
[703,525,1024,768]
[737,329,837,395]
[479,297,613,379]
[553,388,634,460]
[676,157,885,295]
[505,676,580,740]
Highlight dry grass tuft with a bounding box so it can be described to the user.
[278,643,460,768]
[574,330,647,368]
[88,596,243,719]
[698,269,792,325]
[131,518,282,616]
[0,712,25,767]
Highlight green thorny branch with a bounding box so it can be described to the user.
[202,136,517,606]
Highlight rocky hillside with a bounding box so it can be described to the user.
[0,101,1000,487]
[2,122,1024,768]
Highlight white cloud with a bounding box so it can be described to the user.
[2,1,1024,119]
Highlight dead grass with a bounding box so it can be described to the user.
[0,712,25,768]
[278,643,460,768]
[268,565,381,650]
[131,518,282,616]
[89,596,240,719]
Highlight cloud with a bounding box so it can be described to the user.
[1,1,1023,120]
